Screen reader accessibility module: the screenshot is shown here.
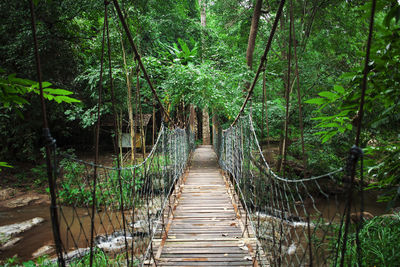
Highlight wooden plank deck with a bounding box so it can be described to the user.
[151,145,258,266]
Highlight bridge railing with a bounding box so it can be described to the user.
[214,115,346,266]
[52,125,194,266]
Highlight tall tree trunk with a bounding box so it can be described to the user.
[199,0,206,57]
[246,0,263,70]
[152,101,155,146]
[212,109,219,146]
[276,11,287,172]
[202,107,210,145]
[189,104,195,132]
[198,0,211,145]
[197,108,202,140]
[120,35,135,164]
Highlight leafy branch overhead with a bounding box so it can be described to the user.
[305,85,353,143]
[0,69,80,112]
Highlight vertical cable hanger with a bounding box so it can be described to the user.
[105,2,130,265]
[290,0,307,176]
[28,0,65,265]
[339,1,376,266]
[282,0,293,176]
[112,0,174,127]
[89,2,107,266]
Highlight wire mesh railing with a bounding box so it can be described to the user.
[52,125,194,266]
[214,115,350,266]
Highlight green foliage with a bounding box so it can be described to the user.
[303,0,400,199]
[0,161,12,171]
[0,71,80,110]
[30,164,48,188]
[305,83,355,144]
[158,38,199,65]
[336,214,400,266]
[58,157,144,208]
[1,255,56,267]
[0,70,80,163]
[0,0,397,209]
[69,248,109,267]
[2,255,20,266]
[58,158,91,206]
[1,249,130,266]
[64,104,106,129]
[365,144,400,204]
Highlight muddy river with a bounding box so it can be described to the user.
[0,190,390,262]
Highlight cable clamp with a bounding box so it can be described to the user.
[346,145,363,175]
[43,128,56,147]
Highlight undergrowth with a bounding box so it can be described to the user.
[335,213,400,266]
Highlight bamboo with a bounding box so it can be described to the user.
[120,35,135,164]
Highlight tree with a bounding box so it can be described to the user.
[246,0,263,70]
[198,0,211,145]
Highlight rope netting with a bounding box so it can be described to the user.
[214,114,354,266]
[52,125,194,266]
[27,0,377,264]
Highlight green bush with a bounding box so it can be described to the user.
[336,214,400,266]
[1,249,132,266]
[58,158,145,208]
[31,164,48,188]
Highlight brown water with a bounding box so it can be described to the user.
[57,205,128,250]
[0,190,391,262]
[0,204,150,262]
[0,205,54,261]
[312,190,389,221]
[0,205,126,261]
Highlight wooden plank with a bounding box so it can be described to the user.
[159,257,252,262]
[160,253,248,258]
[162,248,248,253]
[149,146,259,267]
[156,261,253,266]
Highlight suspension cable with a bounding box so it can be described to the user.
[231,0,286,127]
[291,1,307,175]
[105,4,130,265]
[282,0,293,176]
[112,0,173,125]
[89,2,107,265]
[340,0,376,266]
[28,1,65,265]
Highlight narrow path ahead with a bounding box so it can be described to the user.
[153,145,257,266]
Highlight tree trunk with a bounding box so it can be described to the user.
[246,0,263,70]
[202,107,210,145]
[197,107,202,140]
[120,35,135,164]
[199,0,206,29]
[189,104,195,132]
[276,12,287,172]
[152,101,155,146]
[212,109,219,146]
[198,0,211,145]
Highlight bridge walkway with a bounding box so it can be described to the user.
[151,145,258,266]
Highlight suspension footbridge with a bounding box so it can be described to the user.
[25,0,376,265]
[50,117,346,267]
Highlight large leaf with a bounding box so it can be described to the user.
[333,85,345,94]
[318,91,339,101]
[43,88,74,95]
[53,95,81,104]
[0,161,12,171]
[305,97,327,105]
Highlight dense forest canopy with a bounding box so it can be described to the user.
[0,0,399,203]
